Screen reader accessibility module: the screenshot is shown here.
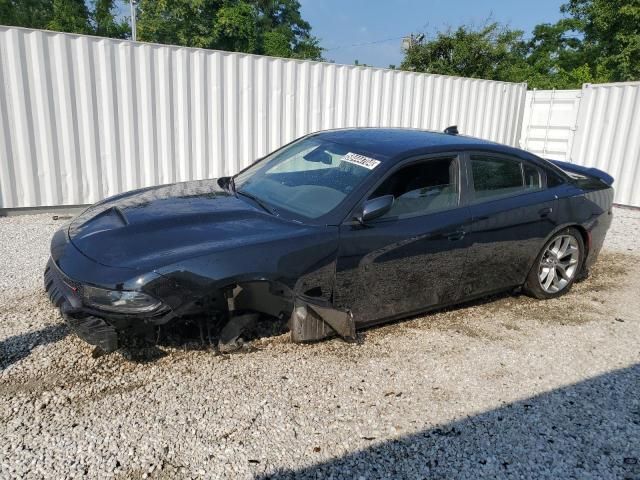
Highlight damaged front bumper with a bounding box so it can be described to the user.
[44,258,174,352]
[44,258,119,352]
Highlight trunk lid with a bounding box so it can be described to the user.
[549,159,614,186]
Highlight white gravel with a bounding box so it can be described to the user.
[1,207,639,479]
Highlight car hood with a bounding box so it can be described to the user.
[68,179,310,270]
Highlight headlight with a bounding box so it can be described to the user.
[83,285,162,313]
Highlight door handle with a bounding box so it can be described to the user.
[447,230,466,241]
[538,207,553,218]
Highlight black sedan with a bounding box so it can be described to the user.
[45,128,614,353]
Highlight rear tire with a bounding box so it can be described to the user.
[524,227,584,299]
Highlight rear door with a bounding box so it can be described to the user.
[461,152,558,297]
[333,154,472,325]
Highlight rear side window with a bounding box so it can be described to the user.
[523,163,542,189]
[369,157,458,219]
[546,170,565,187]
[471,155,541,201]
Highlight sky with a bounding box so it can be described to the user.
[299,0,565,68]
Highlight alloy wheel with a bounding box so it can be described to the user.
[538,234,580,293]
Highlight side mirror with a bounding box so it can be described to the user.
[358,195,394,223]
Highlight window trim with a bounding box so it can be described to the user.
[343,152,463,225]
[464,151,547,205]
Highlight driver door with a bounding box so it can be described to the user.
[333,155,472,325]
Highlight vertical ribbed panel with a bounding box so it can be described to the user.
[570,82,640,207]
[519,89,582,161]
[0,26,527,208]
[520,85,640,207]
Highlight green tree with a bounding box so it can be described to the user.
[252,0,322,59]
[136,0,322,59]
[401,0,640,88]
[0,0,15,24]
[136,0,220,48]
[400,23,531,82]
[0,0,129,38]
[262,28,293,57]
[523,18,608,88]
[91,0,129,39]
[0,0,54,29]
[562,0,640,81]
[0,0,322,59]
[213,1,259,52]
[47,0,91,34]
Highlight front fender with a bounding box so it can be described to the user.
[153,227,341,320]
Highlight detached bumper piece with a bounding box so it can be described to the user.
[63,312,118,353]
[44,259,119,352]
[289,297,355,342]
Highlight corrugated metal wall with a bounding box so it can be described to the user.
[571,83,640,207]
[519,89,581,160]
[0,27,527,209]
[520,83,640,207]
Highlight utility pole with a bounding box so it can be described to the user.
[401,33,425,52]
[130,0,137,42]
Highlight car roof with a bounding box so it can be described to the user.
[311,127,516,160]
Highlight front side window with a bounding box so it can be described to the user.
[234,137,382,219]
[368,157,459,219]
[471,155,541,201]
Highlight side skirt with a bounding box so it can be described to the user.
[354,286,521,331]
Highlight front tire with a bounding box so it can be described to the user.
[524,227,584,299]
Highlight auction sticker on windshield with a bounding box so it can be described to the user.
[342,152,381,170]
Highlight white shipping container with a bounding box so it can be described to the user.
[570,83,640,208]
[0,27,527,209]
[520,89,581,160]
[520,83,640,207]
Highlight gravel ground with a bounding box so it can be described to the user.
[1,208,639,479]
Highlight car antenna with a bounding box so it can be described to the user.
[444,125,458,135]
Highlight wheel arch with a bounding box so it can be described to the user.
[571,224,591,260]
[523,222,590,286]
[219,277,296,320]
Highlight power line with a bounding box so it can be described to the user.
[324,35,406,51]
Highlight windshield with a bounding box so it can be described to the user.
[234,136,382,219]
